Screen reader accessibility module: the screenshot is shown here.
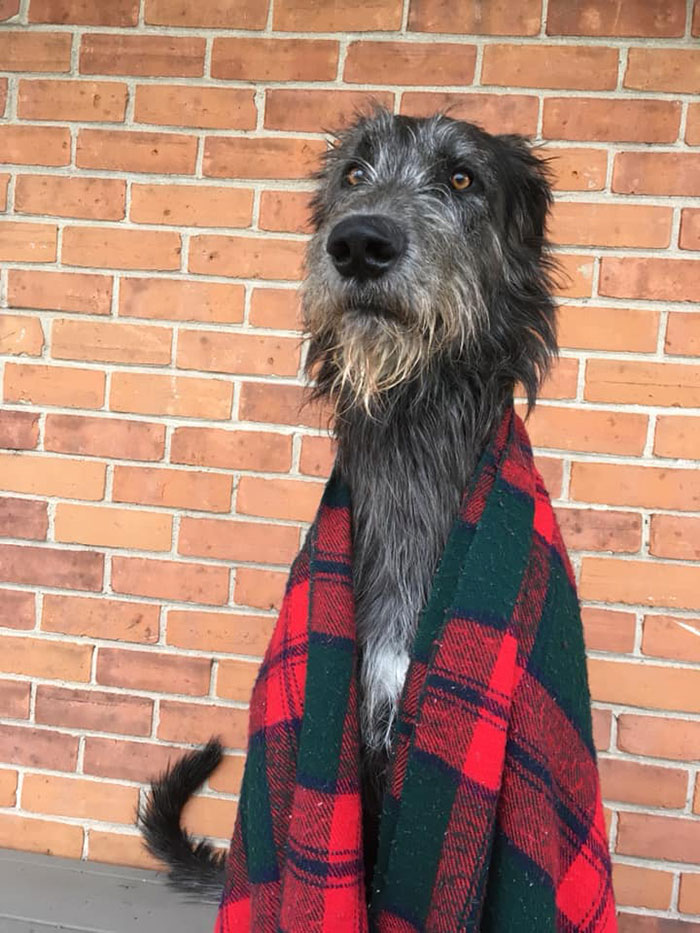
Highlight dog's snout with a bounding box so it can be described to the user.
[327,215,406,280]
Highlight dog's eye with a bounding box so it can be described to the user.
[345,166,366,187]
[450,170,473,191]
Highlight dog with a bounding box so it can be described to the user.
[139,107,557,899]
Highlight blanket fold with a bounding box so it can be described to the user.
[214,407,616,932]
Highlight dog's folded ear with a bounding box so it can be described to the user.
[494,134,554,254]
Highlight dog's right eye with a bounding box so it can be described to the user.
[345,166,366,187]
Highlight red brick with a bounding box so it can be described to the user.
[96,647,211,696]
[0,1,15,21]
[612,864,674,911]
[655,416,700,460]
[134,85,255,130]
[581,559,700,611]
[23,772,138,823]
[618,713,700,762]
[8,269,112,316]
[0,31,71,72]
[482,45,617,90]
[30,0,138,25]
[4,362,105,409]
[237,476,324,522]
[687,103,700,144]
[239,381,332,430]
[617,812,700,864]
[557,305,659,353]
[0,543,103,592]
[55,503,172,552]
[651,515,700,562]
[77,128,196,175]
[585,359,700,408]
[0,314,44,356]
[249,287,301,330]
[45,414,164,461]
[550,202,671,249]
[0,496,48,540]
[572,462,700,512]
[553,253,594,299]
[43,594,159,644]
[15,175,125,221]
[36,685,153,736]
[680,873,700,914]
[680,210,700,251]
[171,426,292,472]
[189,234,304,280]
[0,633,91,681]
[235,567,287,611]
[145,0,267,27]
[62,226,181,271]
[110,372,232,420]
[543,98,680,143]
[212,37,338,81]
[88,830,160,870]
[131,183,253,228]
[0,680,31,718]
[346,41,476,86]
[401,92,539,135]
[259,191,312,235]
[599,757,688,808]
[546,0,685,36]
[112,556,229,605]
[217,659,259,702]
[555,507,641,554]
[0,813,83,859]
[178,517,299,565]
[275,0,402,31]
[0,722,78,769]
[80,34,205,77]
[52,319,171,366]
[166,609,274,657]
[581,607,636,653]
[0,450,105,499]
[0,172,8,208]
[0,411,39,450]
[625,48,700,93]
[203,136,325,180]
[182,795,237,841]
[642,614,700,665]
[208,754,245,794]
[18,79,127,122]
[522,405,647,456]
[0,769,17,807]
[534,357,578,401]
[613,152,700,197]
[83,736,184,783]
[0,589,35,630]
[119,277,244,324]
[113,465,231,513]
[158,700,248,748]
[409,0,540,34]
[300,435,335,478]
[177,330,300,377]
[600,258,700,303]
[667,312,700,356]
[0,125,69,166]
[0,221,56,262]
[265,89,393,133]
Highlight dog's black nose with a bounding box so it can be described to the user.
[326,215,406,280]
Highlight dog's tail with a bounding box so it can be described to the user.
[138,738,227,901]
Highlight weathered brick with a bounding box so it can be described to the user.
[80,34,205,77]
[18,79,127,122]
[189,234,304,280]
[581,607,636,653]
[83,736,183,783]
[0,680,31,718]
[8,269,112,316]
[0,633,92,681]
[88,830,160,870]
[401,92,539,135]
[43,594,159,644]
[410,0,540,34]
[617,812,700,864]
[618,713,700,762]
[22,773,138,823]
[216,659,259,702]
[211,37,338,81]
[581,559,700,611]
[0,722,78,770]
[0,125,69,166]
[237,476,324,522]
[110,372,232,420]
[239,381,331,429]
[556,507,641,553]
[482,45,618,90]
[15,175,125,220]
[557,305,659,353]
[0,450,105,500]
[177,330,300,377]
[546,0,685,36]
[345,41,476,86]
[613,152,700,197]
[44,414,165,461]
[249,287,301,330]
[625,48,700,93]
[203,136,325,180]
[36,685,153,736]
[599,757,688,808]
[679,872,700,915]
[0,31,71,72]
[62,226,181,271]
[0,589,35,630]
[655,415,700,460]
[130,184,253,228]
[0,813,83,859]
[119,277,244,324]
[171,426,292,472]
[235,567,286,611]
[166,609,275,657]
[275,0,402,31]
[0,543,103,591]
[0,496,48,540]
[259,191,312,235]
[145,0,267,27]
[4,362,105,410]
[0,769,17,807]
[680,210,700,251]
[96,647,211,696]
[0,410,39,451]
[52,319,172,366]
[113,465,232,512]
[522,405,647,456]
[549,202,671,249]
[642,613,700,664]
[612,864,673,911]
[572,462,700,511]
[158,700,248,748]
[54,503,172,552]
[585,359,700,408]
[0,314,44,356]
[134,85,256,130]
[112,556,229,605]
[600,258,700,303]
[0,221,57,262]
[29,0,138,25]
[77,128,197,175]
[178,516,299,564]
[543,98,680,143]
[264,89,393,133]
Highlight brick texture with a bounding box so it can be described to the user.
[0,4,698,924]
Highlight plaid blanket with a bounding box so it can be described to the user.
[214,407,616,932]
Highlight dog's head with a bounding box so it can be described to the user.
[302,108,558,416]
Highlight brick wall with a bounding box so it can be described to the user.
[0,0,699,925]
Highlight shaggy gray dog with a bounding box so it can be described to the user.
[139,107,558,897]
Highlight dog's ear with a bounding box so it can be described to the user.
[495,134,553,253]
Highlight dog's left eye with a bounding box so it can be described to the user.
[450,170,473,191]
[345,166,366,187]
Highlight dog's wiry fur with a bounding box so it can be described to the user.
[138,107,558,899]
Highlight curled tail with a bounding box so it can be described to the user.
[138,738,227,901]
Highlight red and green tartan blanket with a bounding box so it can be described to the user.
[214,407,616,932]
